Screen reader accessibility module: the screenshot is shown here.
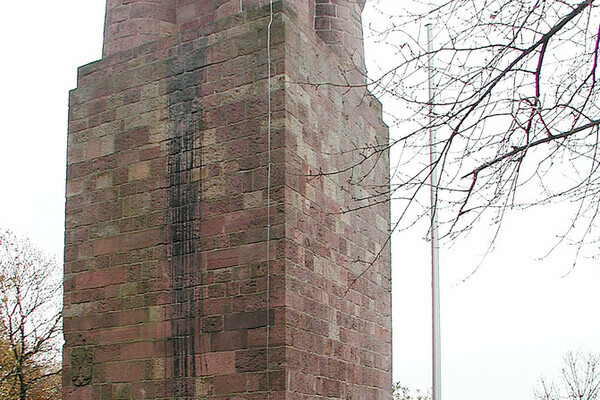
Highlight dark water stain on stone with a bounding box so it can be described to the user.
[166,41,206,399]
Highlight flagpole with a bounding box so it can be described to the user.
[427,22,442,400]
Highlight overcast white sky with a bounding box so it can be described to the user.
[0,1,598,399]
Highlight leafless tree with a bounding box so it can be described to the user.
[0,229,61,400]
[535,352,600,400]
[357,0,600,262]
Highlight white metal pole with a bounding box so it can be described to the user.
[427,23,442,400]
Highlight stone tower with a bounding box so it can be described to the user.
[63,1,391,399]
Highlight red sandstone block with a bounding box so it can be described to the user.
[63,385,93,400]
[130,382,156,400]
[124,228,162,251]
[202,315,223,333]
[66,161,93,180]
[176,3,195,25]
[211,330,248,352]
[247,324,285,348]
[238,242,270,264]
[232,265,252,281]
[202,297,233,315]
[235,348,266,373]
[223,208,267,234]
[315,16,331,30]
[105,360,145,382]
[76,241,94,260]
[116,126,150,152]
[318,377,345,398]
[245,371,269,393]
[213,373,246,395]
[203,234,231,251]
[288,370,316,394]
[93,236,122,256]
[130,2,175,22]
[139,145,161,161]
[94,344,122,363]
[200,216,225,237]
[112,166,129,185]
[224,309,274,331]
[128,161,152,181]
[197,351,236,376]
[214,0,239,19]
[139,321,171,340]
[85,139,103,160]
[97,282,123,302]
[205,283,226,298]
[110,5,130,23]
[206,247,239,270]
[64,315,93,332]
[120,341,155,360]
[85,98,108,117]
[76,266,127,290]
[93,312,121,330]
[92,326,141,345]
[237,278,259,295]
[119,309,149,326]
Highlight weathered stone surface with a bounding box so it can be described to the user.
[64,1,391,399]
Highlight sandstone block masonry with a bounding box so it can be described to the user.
[64,1,391,399]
